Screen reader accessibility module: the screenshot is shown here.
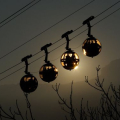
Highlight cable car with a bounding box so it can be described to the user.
[20,55,38,93]
[82,36,102,57]
[82,16,102,57]
[60,30,79,70]
[61,50,79,70]
[39,43,58,82]
[39,62,58,82]
[20,74,38,93]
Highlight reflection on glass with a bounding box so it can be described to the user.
[83,49,86,55]
[20,74,38,93]
[97,40,101,46]
[60,50,79,70]
[82,38,102,57]
[39,62,58,82]
[74,66,78,69]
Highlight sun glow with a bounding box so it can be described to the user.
[74,66,78,70]
[83,49,86,55]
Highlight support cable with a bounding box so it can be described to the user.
[0,2,120,75]
[0,3,120,76]
[0,0,37,25]
[0,7,120,81]
[0,0,41,29]
[0,0,95,60]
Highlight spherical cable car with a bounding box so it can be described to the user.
[20,55,38,93]
[39,43,58,82]
[82,36,102,57]
[20,74,38,93]
[82,16,102,57]
[39,62,58,82]
[60,30,79,70]
[60,50,79,70]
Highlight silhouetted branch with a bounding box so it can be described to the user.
[65,115,68,120]
[0,105,16,119]
[52,84,71,110]
[70,81,77,120]
[24,93,35,120]
[53,65,120,120]
[86,101,97,120]
[9,107,15,119]
[76,98,88,120]
[15,100,25,120]
[85,76,102,91]
[52,82,77,120]
[0,110,2,120]
[0,91,35,120]
[61,107,71,114]
[26,111,29,120]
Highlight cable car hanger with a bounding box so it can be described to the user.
[62,30,73,51]
[41,43,52,63]
[83,16,94,38]
[21,54,32,74]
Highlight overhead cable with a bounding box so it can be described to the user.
[0,7,120,81]
[0,1,119,75]
[0,0,95,60]
[0,0,37,25]
[0,0,41,29]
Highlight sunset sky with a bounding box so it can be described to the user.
[0,0,120,85]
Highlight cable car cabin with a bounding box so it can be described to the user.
[60,50,79,70]
[82,37,102,57]
[20,74,38,93]
[39,62,58,82]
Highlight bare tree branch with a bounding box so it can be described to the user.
[24,93,35,120]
